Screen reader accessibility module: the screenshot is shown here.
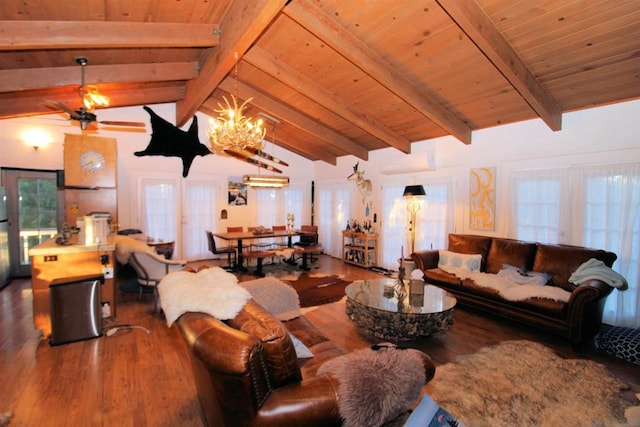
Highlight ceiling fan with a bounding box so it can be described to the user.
[46,56,146,131]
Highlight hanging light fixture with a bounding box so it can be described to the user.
[243,175,290,188]
[242,119,290,188]
[208,52,266,151]
[76,56,109,112]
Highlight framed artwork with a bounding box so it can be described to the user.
[469,167,496,231]
[228,176,247,206]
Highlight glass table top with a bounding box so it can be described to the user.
[345,278,456,315]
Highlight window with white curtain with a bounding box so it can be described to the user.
[316,183,352,258]
[255,186,304,228]
[508,168,570,243]
[510,162,640,328]
[139,177,179,244]
[182,181,219,261]
[380,177,453,270]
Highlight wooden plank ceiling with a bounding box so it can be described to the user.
[0,0,638,164]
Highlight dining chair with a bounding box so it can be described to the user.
[271,225,288,249]
[206,230,237,270]
[294,225,320,262]
[129,251,187,313]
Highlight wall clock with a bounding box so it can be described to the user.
[80,150,105,172]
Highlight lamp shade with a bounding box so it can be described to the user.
[403,184,426,197]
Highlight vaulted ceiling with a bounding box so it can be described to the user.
[1,0,639,165]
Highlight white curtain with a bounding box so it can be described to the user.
[139,177,179,245]
[507,167,571,243]
[182,181,218,261]
[571,162,640,328]
[380,176,453,270]
[509,163,640,328]
[316,183,352,258]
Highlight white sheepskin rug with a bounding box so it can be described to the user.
[158,267,251,326]
[318,347,427,427]
[442,266,571,302]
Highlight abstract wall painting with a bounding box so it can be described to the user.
[469,167,496,231]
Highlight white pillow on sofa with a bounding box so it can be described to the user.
[438,250,482,272]
[497,264,551,286]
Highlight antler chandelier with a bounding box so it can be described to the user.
[208,52,265,151]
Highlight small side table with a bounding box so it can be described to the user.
[148,241,175,259]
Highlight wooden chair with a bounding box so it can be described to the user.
[294,225,321,262]
[271,225,288,249]
[206,230,237,270]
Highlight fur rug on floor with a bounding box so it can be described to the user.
[280,273,349,307]
[425,340,640,427]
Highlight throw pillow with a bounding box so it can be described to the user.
[288,333,314,359]
[498,264,551,286]
[596,326,640,365]
[438,250,482,272]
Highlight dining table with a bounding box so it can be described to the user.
[213,229,303,271]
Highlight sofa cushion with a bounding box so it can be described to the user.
[532,244,617,292]
[438,250,482,272]
[485,238,537,274]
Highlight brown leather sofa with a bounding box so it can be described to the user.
[176,288,436,426]
[411,234,618,349]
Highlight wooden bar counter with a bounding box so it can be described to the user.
[29,235,117,337]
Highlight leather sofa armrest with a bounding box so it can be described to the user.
[411,249,440,271]
[257,374,342,427]
[569,279,614,304]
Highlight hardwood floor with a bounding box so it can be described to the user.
[1,255,637,426]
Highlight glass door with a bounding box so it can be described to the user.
[2,169,64,278]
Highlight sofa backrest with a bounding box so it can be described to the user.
[485,238,537,274]
[532,244,617,292]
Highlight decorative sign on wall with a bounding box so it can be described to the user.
[469,167,496,231]
[228,176,247,206]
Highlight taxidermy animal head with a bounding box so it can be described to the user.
[347,162,372,197]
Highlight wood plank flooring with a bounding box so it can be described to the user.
[0,255,637,426]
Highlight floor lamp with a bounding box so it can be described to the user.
[403,184,426,256]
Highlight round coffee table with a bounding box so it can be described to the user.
[345,278,456,341]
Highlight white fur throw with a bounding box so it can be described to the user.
[441,266,571,302]
[114,235,155,264]
[239,276,301,321]
[318,347,426,427]
[158,267,251,327]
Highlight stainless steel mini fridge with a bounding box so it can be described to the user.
[49,274,105,346]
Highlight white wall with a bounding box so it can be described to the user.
[1,99,638,235]
[0,103,315,230]
[320,99,640,240]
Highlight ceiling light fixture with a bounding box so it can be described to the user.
[243,175,289,188]
[76,56,109,112]
[208,52,266,152]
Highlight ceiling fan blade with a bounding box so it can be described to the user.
[99,120,146,127]
[45,99,81,120]
[100,126,148,133]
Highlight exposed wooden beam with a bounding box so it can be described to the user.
[436,0,562,131]
[217,79,368,162]
[0,84,184,119]
[284,0,472,145]
[244,46,412,154]
[0,21,219,50]
[0,62,198,92]
[176,0,286,126]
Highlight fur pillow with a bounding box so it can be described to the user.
[318,347,426,427]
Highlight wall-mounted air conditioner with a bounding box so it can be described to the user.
[380,151,436,175]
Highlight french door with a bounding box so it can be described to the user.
[2,169,64,277]
[138,175,225,261]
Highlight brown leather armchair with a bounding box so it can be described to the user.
[176,299,435,427]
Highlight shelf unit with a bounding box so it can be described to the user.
[342,231,378,268]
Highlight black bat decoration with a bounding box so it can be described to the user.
[135,106,212,177]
